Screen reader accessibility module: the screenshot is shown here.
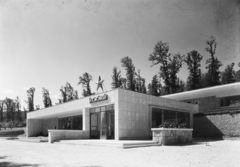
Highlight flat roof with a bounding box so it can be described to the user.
[162,82,240,101]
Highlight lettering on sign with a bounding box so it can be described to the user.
[89,94,108,103]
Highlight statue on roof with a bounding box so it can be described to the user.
[96,76,105,93]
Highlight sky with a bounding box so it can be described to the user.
[0,0,239,110]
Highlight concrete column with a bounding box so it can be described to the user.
[148,105,152,138]
[82,108,90,131]
[26,119,30,138]
[114,103,119,140]
[190,113,193,128]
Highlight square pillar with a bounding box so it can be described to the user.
[190,113,193,128]
[148,105,152,138]
[83,108,90,131]
[114,102,119,140]
[26,119,30,138]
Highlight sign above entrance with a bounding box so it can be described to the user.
[89,94,108,103]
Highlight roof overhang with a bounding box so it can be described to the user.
[162,83,240,101]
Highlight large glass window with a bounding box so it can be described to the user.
[152,108,162,128]
[89,104,114,114]
[163,110,176,124]
[152,107,190,128]
[72,115,82,130]
[58,115,82,130]
[59,117,69,129]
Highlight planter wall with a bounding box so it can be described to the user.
[151,128,193,146]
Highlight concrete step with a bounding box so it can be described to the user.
[123,143,159,149]
[54,140,159,149]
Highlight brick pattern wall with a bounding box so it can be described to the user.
[193,113,240,137]
[182,96,220,113]
[152,128,193,145]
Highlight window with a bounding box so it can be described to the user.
[72,115,82,130]
[90,104,114,114]
[58,115,82,130]
[163,110,176,124]
[59,117,69,129]
[152,107,190,128]
[152,108,162,128]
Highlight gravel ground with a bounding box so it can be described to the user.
[0,139,240,167]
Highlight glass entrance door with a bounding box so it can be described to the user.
[90,113,99,139]
[106,111,114,139]
[90,104,115,140]
[100,111,107,139]
[100,111,114,139]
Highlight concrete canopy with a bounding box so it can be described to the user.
[27,100,83,120]
[162,82,240,101]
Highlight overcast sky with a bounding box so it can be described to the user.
[0,0,239,109]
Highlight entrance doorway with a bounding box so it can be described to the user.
[90,104,114,140]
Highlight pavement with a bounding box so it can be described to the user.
[0,138,240,167]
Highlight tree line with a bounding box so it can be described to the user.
[1,35,239,123]
[112,36,240,95]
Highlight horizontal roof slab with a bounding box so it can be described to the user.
[162,82,240,100]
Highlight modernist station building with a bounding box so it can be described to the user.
[27,89,198,142]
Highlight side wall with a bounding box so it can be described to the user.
[193,113,240,137]
[117,90,150,140]
[27,118,59,137]
[27,119,43,137]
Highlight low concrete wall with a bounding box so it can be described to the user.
[152,128,193,145]
[48,130,90,143]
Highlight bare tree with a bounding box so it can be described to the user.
[25,87,35,112]
[78,73,93,97]
[149,41,185,94]
[205,36,222,86]
[121,56,136,91]
[42,87,52,108]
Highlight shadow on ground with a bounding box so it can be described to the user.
[168,138,224,147]
[0,156,40,167]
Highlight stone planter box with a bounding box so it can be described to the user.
[151,128,193,146]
